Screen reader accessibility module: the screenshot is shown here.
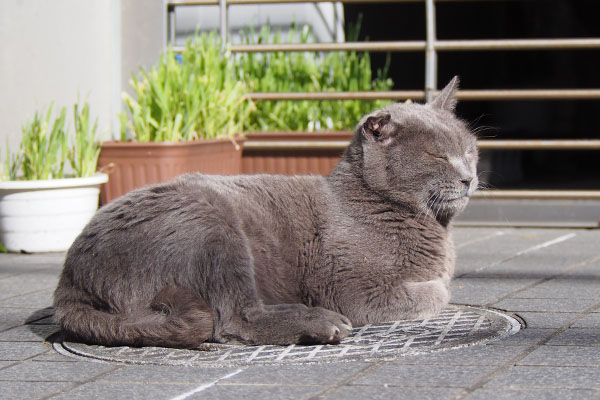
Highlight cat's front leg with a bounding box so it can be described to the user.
[337,277,451,327]
[221,304,353,345]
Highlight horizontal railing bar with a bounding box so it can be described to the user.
[243,140,600,151]
[472,190,600,200]
[173,38,600,54]
[246,89,600,101]
[477,140,600,150]
[248,91,425,100]
[167,0,515,6]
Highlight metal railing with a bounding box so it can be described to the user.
[166,0,600,200]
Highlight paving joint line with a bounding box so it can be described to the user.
[37,361,125,400]
[456,232,577,278]
[452,298,600,400]
[307,362,381,400]
[485,253,600,307]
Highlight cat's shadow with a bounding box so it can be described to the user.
[25,307,60,342]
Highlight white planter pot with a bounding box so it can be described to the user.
[0,173,108,253]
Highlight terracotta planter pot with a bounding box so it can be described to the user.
[242,132,352,175]
[98,138,245,204]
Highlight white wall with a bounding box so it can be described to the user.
[0,0,164,159]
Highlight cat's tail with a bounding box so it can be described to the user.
[53,286,214,349]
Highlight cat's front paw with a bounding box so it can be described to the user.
[297,307,353,344]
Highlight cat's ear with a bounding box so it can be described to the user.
[430,76,459,112]
[361,111,392,143]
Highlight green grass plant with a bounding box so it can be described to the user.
[120,32,253,142]
[71,101,101,177]
[0,102,102,181]
[235,23,393,132]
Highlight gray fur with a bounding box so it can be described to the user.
[53,77,478,348]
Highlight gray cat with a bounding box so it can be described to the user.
[53,77,478,348]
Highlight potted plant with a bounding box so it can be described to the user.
[0,102,107,253]
[99,33,253,204]
[236,23,394,175]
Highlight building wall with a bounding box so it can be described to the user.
[0,0,164,162]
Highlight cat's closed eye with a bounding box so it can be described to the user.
[425,152,449,162]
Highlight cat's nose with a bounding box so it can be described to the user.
[460,177,473,189]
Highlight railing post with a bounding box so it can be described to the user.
[425,0,437,102]
[220,0,228,45]
[167,3,176,48]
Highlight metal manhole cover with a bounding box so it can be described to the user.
[53,305,520,366]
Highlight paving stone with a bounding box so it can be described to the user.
[487,328,555,347]
[0,289,54,309]
[0,342,49,361]
[0,324,59,342]
[200,384,325,400]
[99,365,243,384]
[30,350,79,362]
[326,385,464,400]
[0,360,118,382]
[0,361,16,370]
[512,279,600,300]
[453,229,507,249]
[391,344,528,366]
[491,298,598,313]
[517,312,577,329]
[0,381,72,400]
[455,230,562,276]
[0,272,59,300]
[518,345,600,367]
[484,366,600,389]
[545,328,600,347]
[571,313,600,328]
[0,308,51,331]
[463,388,600,400]
[451,277,537,305]
[50,381,199,400]
[352,364,498,388]
[225,362,370,385]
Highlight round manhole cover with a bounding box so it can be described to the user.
[53,305,520,366]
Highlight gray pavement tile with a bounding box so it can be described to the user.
[453,229,507,249]
[0,360,119,382]
[0,361,16,370]
[518,345,600,367]
[463,388,600,400]
[0,308,52,331]
[199,384,325,400]
[545,328,600,347]
[517,312,578,329]
[484,366,600,389]
[451,277,538,306]
[30,349,81,362]
[226,362,370,385]
[0,272,59,300]
[491,298,598,313]
[100,365,243,384]
[455,230,563,276]
[0,323,59,342]
[512,279,600,300]
[571,313,600,328]
[390,345,528,366]
[0,381,72,400]
[325,385,464,400]
[352,364,498,388]
[50,381,199,400]
[0,289,54,309]
[487,328,556,346]
[0,341,49,361]
[458,232,600,281]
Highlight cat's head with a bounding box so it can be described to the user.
[356,76,478,224]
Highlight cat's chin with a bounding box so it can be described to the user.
[427,195,470,223]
